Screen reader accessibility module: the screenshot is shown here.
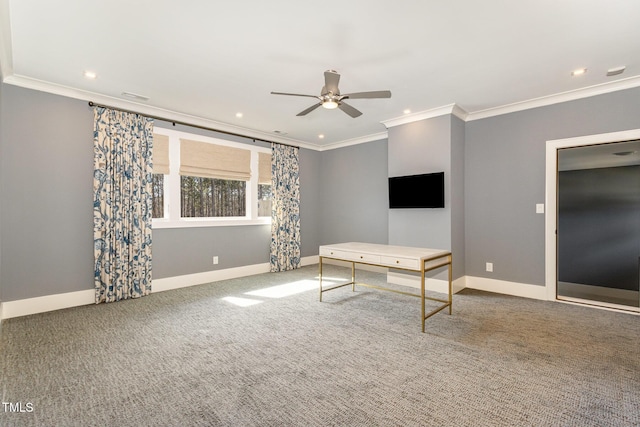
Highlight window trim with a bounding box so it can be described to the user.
[152,127,272,229]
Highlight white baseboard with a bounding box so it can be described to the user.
[465,276,548,300]
[0,256,320,320]
[386,273,546,301]
[1,289,95,320]
[153,255,319,293]
[300,255,319,267]
[152,263,272,293]
[1,260,551,320]
[387,272,467,295]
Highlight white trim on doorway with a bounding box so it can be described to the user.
[545,128,640,307]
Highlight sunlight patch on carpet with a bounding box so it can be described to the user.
[222,296,263,307]
[245,279,330,299]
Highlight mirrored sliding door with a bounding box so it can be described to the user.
[557,140,640,311]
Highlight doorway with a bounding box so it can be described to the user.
[546,130,640,313]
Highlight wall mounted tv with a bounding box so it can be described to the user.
[388,171,445,209]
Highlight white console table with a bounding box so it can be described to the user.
[318,242,452,332]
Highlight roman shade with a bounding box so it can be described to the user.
[153,133,170,175]
[259,152,272,185]
[180,138,251,181]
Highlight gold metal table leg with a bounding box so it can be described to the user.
[319,256,323,302]
[421,265,426,333]
[448,255,452,315]
[351,262,355,292]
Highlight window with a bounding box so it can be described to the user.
[257,152,272,217]
[152,174,165,218]
[152,128,272,228]
[152,133,170,218]
[258,183,272,217]
[180,177,246,217]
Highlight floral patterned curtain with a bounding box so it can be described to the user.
[270,143,301,272]
[93,107,154,303]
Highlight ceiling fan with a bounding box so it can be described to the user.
[271,70,391,118]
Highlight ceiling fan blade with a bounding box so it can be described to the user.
[342,90,392,99]
[271,91,319,99]
[296,102,323,116]
[324,70,341,94]
[338,101,362,118]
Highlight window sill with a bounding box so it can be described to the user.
[152,217,271,229]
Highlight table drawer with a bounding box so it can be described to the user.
[381,256,419,270]
[346,253,381,264]
[320,247,348,259]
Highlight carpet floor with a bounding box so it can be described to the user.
[1,265,639,426]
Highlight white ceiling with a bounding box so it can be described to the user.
[1,0,640,149]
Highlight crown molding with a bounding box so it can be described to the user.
[3,74,320,150]
[3,73,387,152]
[466,75,640,121]
[379,75,640,127]
[315,131,389,152]
[450,104,469,121]
[381,103,468,128]
[4,68,639,151]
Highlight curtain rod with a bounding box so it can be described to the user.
[87,101,299,149]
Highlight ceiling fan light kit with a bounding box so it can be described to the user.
[271,70,391,118]
[322,100,338,109]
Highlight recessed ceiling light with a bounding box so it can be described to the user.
[273,130,288,136]
[612,150,637,156]
[318,134,325,139]
[403,109,411,114]
[83,70,97,79]
[235,112,243,118]
[606,66,626,77]
[571,68,587,76]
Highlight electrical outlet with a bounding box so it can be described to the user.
[213,256,219,265]
[486,262,493,272]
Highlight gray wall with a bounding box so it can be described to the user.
[450,115,466,279]
[0,85,95,301]
[387,114,467,279]
[319,139,389,245]
[388,115,452,251]
[299,148,322,256]
[0,84,324,301]
[465,87,640,286]
[152,225,272,278]
[3,81,640,301]
[0,79,3,304]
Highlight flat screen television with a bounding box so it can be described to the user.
[388,171,445,209]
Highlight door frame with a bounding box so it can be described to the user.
[545,128,640,305]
